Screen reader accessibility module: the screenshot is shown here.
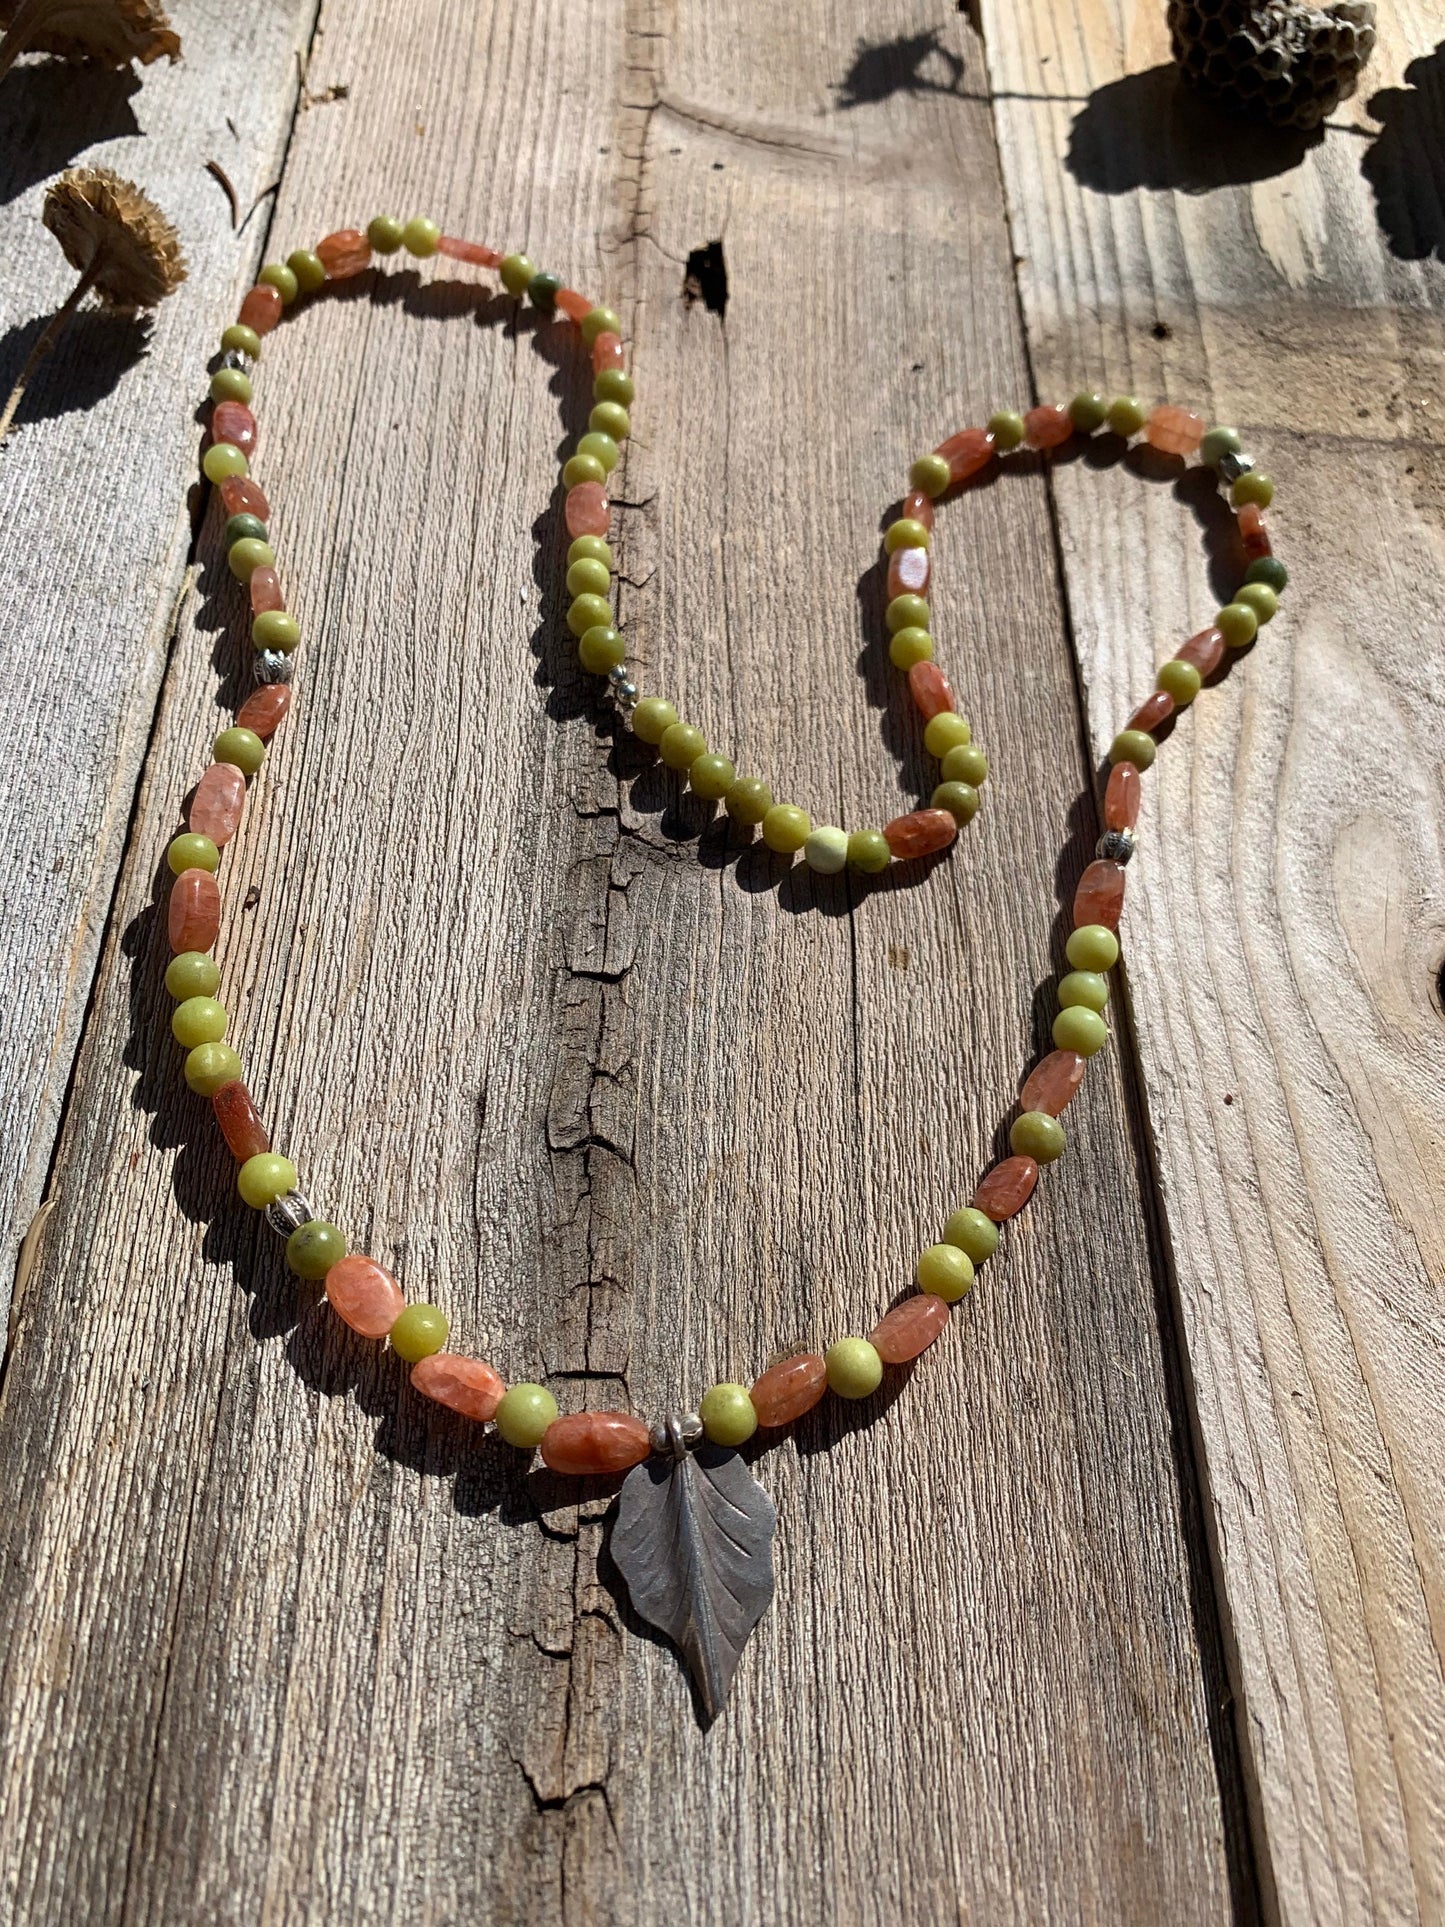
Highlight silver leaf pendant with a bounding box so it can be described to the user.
[612,1443,776,1720]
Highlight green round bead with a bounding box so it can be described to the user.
[884,517,930,554]
[1069,390,1108,433]
[494,1383,558,1449]
[566,557,611,599]
[576,431,619,474]
[1065,923,1119,972]
[888,627,933,670]
[563,452,607,490]
[168,832,219,877]
[1231,471,1273,508]
[1058,969,1109,1012]
[594,368,634,406]
[227,537,274,582]
[1245,556,1288,594]
[213,726,265,778]
[1157,658,1202,706]
[1105,395,1147,437]
[210,367,253,404]
[688,752,735,801]
[220,322,261,358]
[258,261,298,305]
[986,409,1026,452]
[286,249,326,295]
[1052,1006,1109,1057]
[578,626,626,674]
[725,777,773,826]
[923,712,970,758]
[567,592,613,638]
[237,1152,297,1209]
[825,1338,883,1400]
[165,951,220,1001]
[847,829,892,874]
[1199,426,1242,467]
[224,512,268,547]
[931,781,980,824]
[943,1206,999,1265]
[659,722,706,772]
[390,1303,449,1363]
[567,535,612,569]
[1110,729,1156,770]
[528,271,562,312]
[886,593,930,635]
[499,252,536,296]
[1010,1110,1065,1163]
[589,400,630,442]
[172,995,227,1049]
[185,1042,242,1096]
[700,1383,758,1447]
[631,697,677,746]
[367,215,405,254]
[286,1219,347,1281]
[909,452,952,499]
[203,442,248,483]
[252,610,300,653]
[941,742,988,786]
[760,805,811,854]
[1235,581,1278,623]
[916,1243,974,1303]
[402,217,440,259]
[581,305,621,345]
[1216,602,1259,649]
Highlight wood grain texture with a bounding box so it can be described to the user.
[0,0,320,1321]
[981,4,1445,1921]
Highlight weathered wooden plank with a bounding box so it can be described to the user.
[981,4,1445,1920]
[0,0,320,1322]
[0,2,1248,1920]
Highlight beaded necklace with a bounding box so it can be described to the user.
[173,213,1285,1719]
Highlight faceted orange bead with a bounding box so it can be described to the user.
[540,1411,651,1476]
[565,481,610,538]
[1104,760,1141,831]
[190,761,245,845]
[236,682,292,740]
[219,475,269,521]
[1237,502,1271,559]
[869,1293,949,1364]
[238,283,283,335]
[411,1352,506,1422]
[249,566,284,615]
[887,545,930,600]
[908,660,954,721]
[973,1155,1038,1221]
[1020,1049,1086,1117]
[438,236,502,267]
[1073,859,1126,930]
[1127,689,1174,734]
[1145,405,1204,456]
[883,807,957,860]
[902,487,934,530]
[555,287,592,324]
[168,867,220,953]
[1024,404,1072,449]
[1177,626,1225,677]
[212,400,256,456]
[211,1080,270,1161]
[751,1352,827,1427]
[317,228,371,278]
[935,427,994,484]
[325,1255,404,1338]
[591,330,625,376]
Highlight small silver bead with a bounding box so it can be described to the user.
[607,663,630,687]
[220,348,253,374]
[1096,828,1136,865]
[615,679,638,706]
[649,1411,705,1457]
[1217,450,1254,485]
[265,1191,315,1237]
[254,649,294,685]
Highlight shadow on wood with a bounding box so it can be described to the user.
[1363,43,1445,262]
[0,59,142,203]
[1066,62,1322,193]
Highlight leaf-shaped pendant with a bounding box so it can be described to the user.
[612,1442,776,1720]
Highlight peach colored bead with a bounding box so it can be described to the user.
[236,682,292,740]
[1145,404,1205,456]
[1020,1049,1086,1117]
[249,566,284,615]
[1024,404,1072,449]
[1127,689,1174,734]
[887,545,930,599]
[1073,859,1126,930]
[751,1353,827,1427]
[238,284,283,335]
[565,481,610,539]
[974,1155,1039,1221]
[190,761,245,845]
[883,807,957,860]
[411,1352,506,1423]
[438,236,502,266]
[1177,626,1225,678]
[591,330,625,376]
[902,487,933,530]
[169,867,221,953]
[869,1293,949,1364]
[212,1080,270,1161]
[555,287,592,324]
[1104,761,1140,831]
[219,475,269,521]
[212,400,257,457]
[1237,502,1271,559]
[540,1411,651,1476]
[325,1255,404,1339]
[908,660,955,721]
[317,228,371,278]
[935,426,994,484]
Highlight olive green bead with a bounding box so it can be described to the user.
[659,722,706,771]
[886,593,930,635]
[402,217,440,259]
[287,1219,346,1280]
[725,777,773,826]
[367,215,405,254]
[252,610,300,654]
[1065,923,1119,971]
[987,409,1026,452]
[581,305,621,345]
[578,625,626,675]
[884,518,930,554]
[931,781,979,824]
[1231,470,1273,508]
[888,626,933,670]
[1245,555,1288,594]
[923,712,970,758]
[225,512,268,547]
[1010,1110,1065,1163]
[563,452,607,490]
[1069,389,1108,433]
[527,271,561,312]
[1216,602,1258,649]
[917,1242,974,1303]
[825,1337,883,1400]
[203,442,248,484]
[390,1303,449,1363]
[165,951,220,1001]
[210,367,253,404]
[631,697,678,746]
[168,832,219,877]
[688,752,735,801]
[589,400,630,442]
[172,995,227,1048]
[566,557,611,600]
[941,742,988,786]
[227,537,274,582]
[494,1383,558,1449]
[576,431,619,475]
[1110,729,1156,770]
[568,535,612,569]
[761,805,810,854]
[593,368,634,406]
[1157,658,1202,706]
[847,828,892,874]
[700,1383,758,1447]
[1052,1005,1109,1057]
[566,592,613,638]
[258,261,298,305]
[185,1042,242,1096]
[213,726,265,778]
[1058,969,1109,1012]
[221,322,261,358]
[237,1151,297,1209]
[909,452,951,499]
[1235,581,1278,624]
[287,249,326,294]
[499,252,536,295]
[1199,425,1241,467]
[943,1205,999,1265]
[1105,395,1147,437]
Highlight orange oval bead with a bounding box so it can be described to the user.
[935,426,994,484]
[591,330,625,376]
[249,565,284,615]
[411,1352,506,1423]
[1145,404,1204,457]
[902,487,934,530]
[1020,1049,1086,1117]
[211,400,257,456]
[1024,404,1072,449]
[869,1293,949,1364]
[1104,760,1141,831]
[236,682,292,741]
[883,807,957,860]
[168,867,220,953]
[316,228,371,278]
[887,545,930,600]
[1073,859,1126,930]
[211,1080,270,1161]
[438,236,502,266]
[555,287,592,324]
[1177,626,1225,678]
[325,1256,404,1338]
[219,475,269,521]
[973,1155,1038,1221]
[1237,502,1271,559]
[540,1411,651,1476]
[1127,689,1174,734]
[238,283,283,335]
[564,481,610,539]
[751,1352,827,1428]
[908,660,954,721]
[190,761,245,845]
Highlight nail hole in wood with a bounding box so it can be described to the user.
[683,241,728,319]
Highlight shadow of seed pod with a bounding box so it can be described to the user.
[1166,0,1377,130]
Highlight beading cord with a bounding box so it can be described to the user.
[171,213,1286,1473]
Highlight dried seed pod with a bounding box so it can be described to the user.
[0,0,180,81]
[1167,0,1377,130]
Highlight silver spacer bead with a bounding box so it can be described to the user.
[265,1191,315,1237]
[615,679,638,707]
[607,663,630,686]
[648,1411,704,1458]
[1096,828,1136,865]
[1217,450,1254,486]
[220,348,254,374]
[254,649,294,685]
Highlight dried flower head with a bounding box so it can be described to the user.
[43,165,186,312]
[0,0,180,72]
